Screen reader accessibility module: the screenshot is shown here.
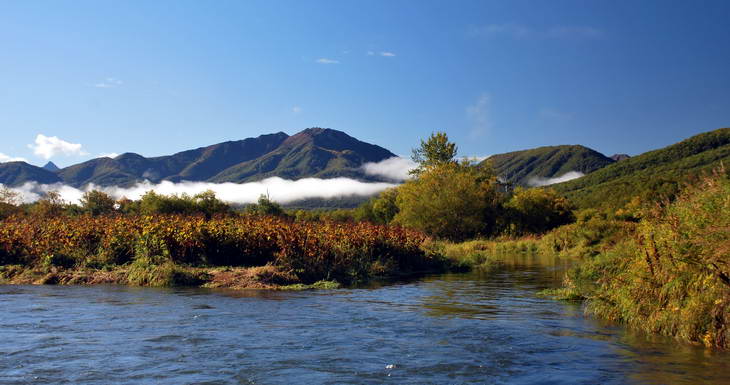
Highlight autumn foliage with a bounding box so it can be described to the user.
[0,214,437,285]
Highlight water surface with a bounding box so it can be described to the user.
[1,254,728,384]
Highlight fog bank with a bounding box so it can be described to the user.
[1,177,398,205]
[527,171,585,187]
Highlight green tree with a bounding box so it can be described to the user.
[371,188,399,224]
[80,190,116,216]
[410,132,457,175]
[394,162,501,240]
[504,187,574,234]
[246,194,286,217]
[193,190,231,218]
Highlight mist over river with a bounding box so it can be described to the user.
[2,254,728,384]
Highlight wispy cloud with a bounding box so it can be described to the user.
[0,153,28,163]
[367,51,375,56]
[99,153,120,159]
[93,77,123,88]
[292,106,303,114]
[528,171,585,187]
[2,178,398,205]
[28,134,88,160]
[466,93,492,138]
[469,24,604,40]
[316,58,340,64]
[379,52,396,57]
[362,157,416,181]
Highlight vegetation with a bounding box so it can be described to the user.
[553,127,730,209]
[0,213,441,288]
[482,144,615,187]
[543,170,730,348]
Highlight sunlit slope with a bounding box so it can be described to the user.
[553,127,730,209]
[481,145,615,186]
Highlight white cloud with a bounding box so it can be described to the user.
[466,93,492,138]
[29,134,88,160]
[1,177,398,205]
[292,106,303,114]
[527,171,585,187]
[362,157,417,181]
[0,153,28,163]
[380,52,396,57]
[93,77,123,88]
[99,153,120,159]
[316,58,340,64]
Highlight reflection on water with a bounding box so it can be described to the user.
[0,254,728,384]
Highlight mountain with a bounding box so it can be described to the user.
[610,154,631,162]
[481,145,615,186]
[553,127,730,209]
[209,128,395,183]
[0,162,63,186]
[42,161,60,172]
[52,128,395,187]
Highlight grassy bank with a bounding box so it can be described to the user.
[0,215,445,289]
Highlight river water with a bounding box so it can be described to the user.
[1,254,729,384]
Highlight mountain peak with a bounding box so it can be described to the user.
[43,161,60,172]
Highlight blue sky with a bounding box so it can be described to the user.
[1,0,729,167]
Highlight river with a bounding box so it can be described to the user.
[1,254,728,384]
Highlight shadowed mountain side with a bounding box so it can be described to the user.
[553,127,730,209]
[482,145,615,186]
[210,128,395,183]
[57,133,289,187]
[0,162,63,186]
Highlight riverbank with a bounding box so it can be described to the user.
[0,215,447,290]
[444,171,730,349]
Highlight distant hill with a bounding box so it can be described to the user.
[0,128,396,188]
[553,127,730,209]
[481,145,615,186]
[0,161,62,186]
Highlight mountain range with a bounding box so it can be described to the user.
[2,126,729,211]
[0,128,395,187]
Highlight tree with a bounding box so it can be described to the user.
[0,187,21,219]
[394,162,501,240]
[80,190,116,216]
[371,188,399,224]
[410,132,457,175]
[504,187,574,234]
[30,191,65,217]
[246,194,286,217]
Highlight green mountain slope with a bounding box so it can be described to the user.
[482,145,615,186]
[0,162,63,186]
[553,127,730,209]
